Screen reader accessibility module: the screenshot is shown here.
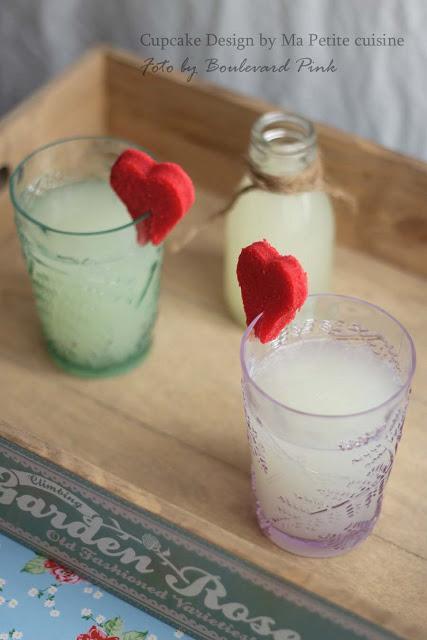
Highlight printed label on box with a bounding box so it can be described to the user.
[0,437,402,640]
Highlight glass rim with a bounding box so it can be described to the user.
[9,135,151,237]
[240,293,416,420]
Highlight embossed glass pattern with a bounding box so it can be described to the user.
[10,137,163,377]
[241,294,416,558]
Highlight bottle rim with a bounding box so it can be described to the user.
[251,111,317,157]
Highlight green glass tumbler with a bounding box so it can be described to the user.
[10,137,163,378]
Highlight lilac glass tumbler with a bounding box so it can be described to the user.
[240,294,416,557]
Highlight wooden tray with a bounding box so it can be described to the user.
[0,47,426,639]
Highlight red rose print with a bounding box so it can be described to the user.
[77,626,120,640]
[44,559,82,584]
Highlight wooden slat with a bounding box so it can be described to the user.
[106,48,427,278]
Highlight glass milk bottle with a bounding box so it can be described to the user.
[224,112,335,326]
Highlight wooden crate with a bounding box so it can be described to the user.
[0,47,426,639]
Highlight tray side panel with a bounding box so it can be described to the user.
[0,47,107,241]
[105,48,427,278]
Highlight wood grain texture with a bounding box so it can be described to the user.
[0,47,426,639]
[0,47,107,241]
[106,47,427,278]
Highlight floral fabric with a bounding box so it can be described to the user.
[0,533,190,640]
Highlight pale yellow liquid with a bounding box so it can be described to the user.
[254,338,399,415]
[224,188,335,325]
[249,338,402,540]
[20,180,162,372]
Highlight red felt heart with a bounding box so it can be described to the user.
[237,240,308,343]
[110,149,195,245]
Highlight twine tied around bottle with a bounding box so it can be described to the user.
[169,153,356,253]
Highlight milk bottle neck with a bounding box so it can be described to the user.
[249,112,318,178]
